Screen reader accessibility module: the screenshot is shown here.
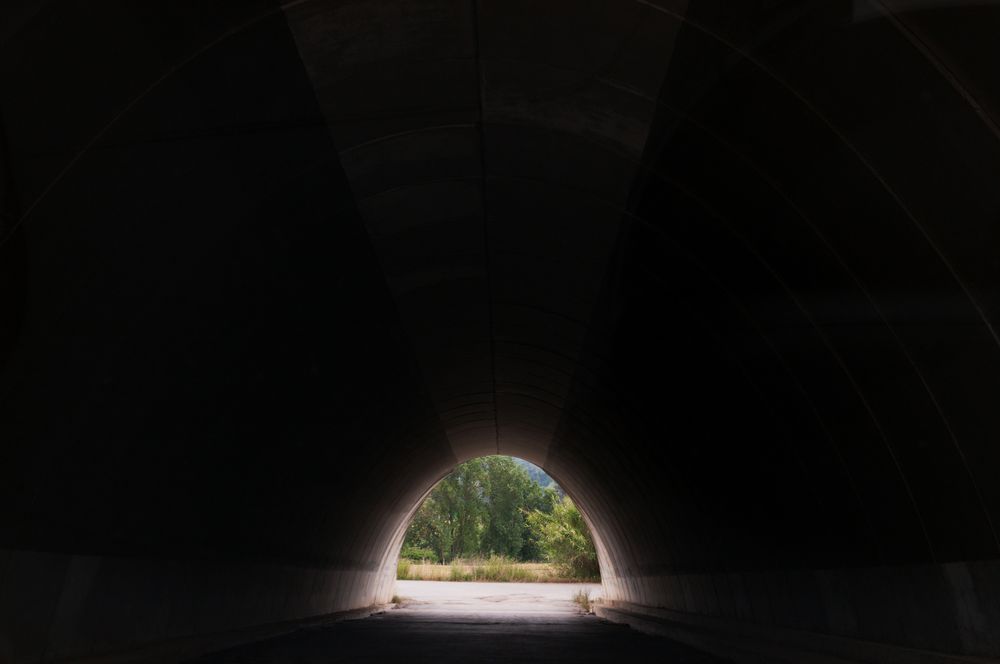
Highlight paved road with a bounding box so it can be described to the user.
[191,581,721,663]
[395,579,602,614]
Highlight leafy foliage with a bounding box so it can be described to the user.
[402,456,561,563]
[512,458,563,495]
[400,545,436,561]
[526,496,600,580]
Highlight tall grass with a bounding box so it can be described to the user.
[399,555,594,582]
[474,555,535,581]
[397,558,412,580]
[449,559,470,581]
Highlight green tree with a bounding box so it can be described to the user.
[404,459,487,561]
[517,484,556,561]
[526,495,599,579]
[401,456,560,563]
[404,495,450,562]
[480,456,549,558]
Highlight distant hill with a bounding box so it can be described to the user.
[512,457,564,497]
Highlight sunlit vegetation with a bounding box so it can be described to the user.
[572,588,593,613]
[526,495,600,580]
[398,456,599,582]
[398,555,582,582]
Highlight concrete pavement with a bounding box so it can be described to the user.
[190,581,721,663]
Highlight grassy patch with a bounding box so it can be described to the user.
[474,555,535,581]
[397,558,411,580]
[398,555,597,583]
[572,588,592,613]
[449,559,471,581]
[390,594,412,608]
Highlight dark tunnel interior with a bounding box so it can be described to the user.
[2,1,1000,662]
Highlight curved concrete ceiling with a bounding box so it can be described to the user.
[2,1,1000,662]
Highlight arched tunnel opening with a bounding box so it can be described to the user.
[390,455,602,584]
[3,1,1000,662]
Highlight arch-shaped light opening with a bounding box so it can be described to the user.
[377,454,612,600]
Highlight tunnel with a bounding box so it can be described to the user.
[2,0,1000,662]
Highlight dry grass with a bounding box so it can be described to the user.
[398,556,595,583]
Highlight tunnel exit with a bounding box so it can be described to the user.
[397,457,597,581]
[392,456,601,614]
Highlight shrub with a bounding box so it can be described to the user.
[397,558,412,580]
[526,496,600,580]
[400,545,436,562]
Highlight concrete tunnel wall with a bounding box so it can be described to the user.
[2,0,1000,661]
